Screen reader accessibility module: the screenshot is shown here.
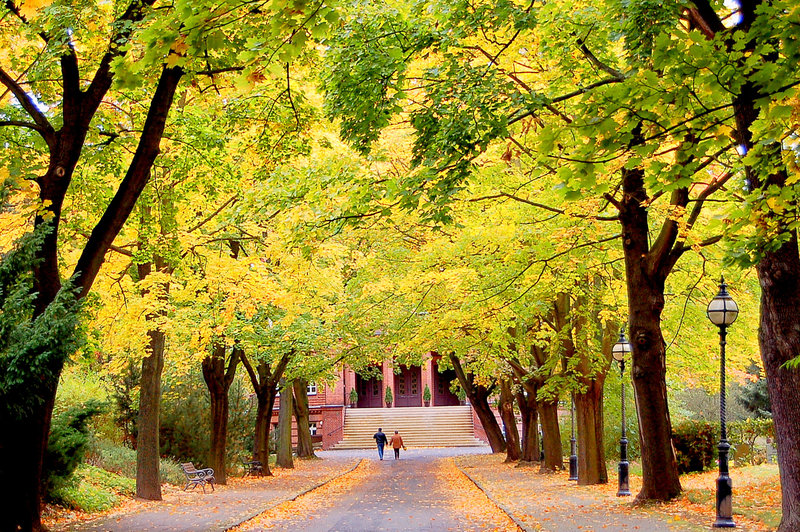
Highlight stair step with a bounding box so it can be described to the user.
[331,405,486,450]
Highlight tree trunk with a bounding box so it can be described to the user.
[449,354,505,452]
[253,393,275,476]
[515,389,539,462]
[135,254,170,500]
[498,380,520,462]
[619,156,682,501]
[201,343,241,485]
[538,399,562,471]
[136,328,166,500]
[0,381,58,531]
[575,382,607,485]
[241,351,291,477]
[757,235,800,532]
[276,380,294,468]
[292,379,316,458]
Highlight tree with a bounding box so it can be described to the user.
[275,379,294,469]
[292,378,316,458]
[201,342,241,485]
[0,0,338,525]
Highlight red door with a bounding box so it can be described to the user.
[356,374,383,408]
[394,365,422,407]
[433,366,460,406]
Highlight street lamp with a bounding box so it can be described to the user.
[707,276,739,528]
[568,393,578,481]
[612,327,632,497]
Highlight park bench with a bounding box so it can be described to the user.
[180,462,215,492]
[242,459,264,477]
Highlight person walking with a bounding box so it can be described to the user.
[390,430,406,460]
[373,428,388,460]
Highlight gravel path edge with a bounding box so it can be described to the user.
[453,458,532,532]
[223,458,364,531]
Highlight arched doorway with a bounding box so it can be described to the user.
[433,361,460,406]
[356,373,383,408]
[394,365,422,407]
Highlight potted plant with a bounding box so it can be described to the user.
[423,384,432,407]
[349,388,358,408]
[384,386,393,408]
[457,387,467,406]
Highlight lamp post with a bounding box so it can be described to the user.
[707,276,739,528]
[612,327,632,497]
[568,393,578,481]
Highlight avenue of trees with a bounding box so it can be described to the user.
[1,1,799,531]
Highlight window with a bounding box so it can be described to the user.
[307,383,317,395]
[309,422,317,435]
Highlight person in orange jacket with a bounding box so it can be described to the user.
[389,430,406,459]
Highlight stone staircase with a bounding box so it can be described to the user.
[332,405,486,449]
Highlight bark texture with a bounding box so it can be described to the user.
[498,379,521,462]
[241,351,291,476]
[538,399,563,471]
[515,388,539,463]
[292,379,316,458]
[449,354,505,452]
[276,380,294,468]
[201,343,241,484]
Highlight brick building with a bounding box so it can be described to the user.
[270,354,471,450]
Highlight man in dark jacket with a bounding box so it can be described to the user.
[373,428,388,460]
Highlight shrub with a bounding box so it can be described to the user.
[729,418,775,465]
[44,400,104,497]
[88,439,184,485]
[349,388,358,404]
[672,420,716,474]
[384,386,393,404]
[50,478,119,512]
[423,384,432,402]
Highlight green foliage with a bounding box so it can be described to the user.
[384,385,393,404]
[49,463,135,512]
[88,439,184,486]
[423,383,432,402]
[0,228,84,420]
[729,418,775,465]
[349,387,358,403]
[672,420,716,474]
[44,400,104,497]
[736,362,772,418]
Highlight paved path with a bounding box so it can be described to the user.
[61,455,360,531]
[454,454,701,531]
[236,447,513,531]
[58,448,706,532]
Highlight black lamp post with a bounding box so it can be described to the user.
[612,327,632,497]
[569,393,578,481]
[707,276,739,528]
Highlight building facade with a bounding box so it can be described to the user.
[270,354,466,449]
